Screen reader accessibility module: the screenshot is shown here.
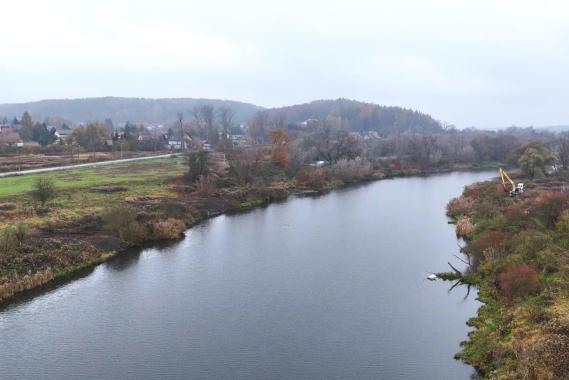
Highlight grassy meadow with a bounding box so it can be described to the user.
[0,156,186,229]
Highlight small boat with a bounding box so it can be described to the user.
[427,274,437,281]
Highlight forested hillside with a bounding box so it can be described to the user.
[1,97,443,135]
[268,98,444,134]
[0,97,261,125]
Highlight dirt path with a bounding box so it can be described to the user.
[0,153,181,178]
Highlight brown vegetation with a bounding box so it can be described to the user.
[497,264,540,300]
[148,218,186,240]
[296,168,326,190]
[455,218,475,237]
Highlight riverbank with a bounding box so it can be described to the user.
[0,149,491,305]
[446,173,569,379]
[0,170,492,379]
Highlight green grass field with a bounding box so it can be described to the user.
[0,157,186,198]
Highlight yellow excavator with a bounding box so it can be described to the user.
[499,168,523,196]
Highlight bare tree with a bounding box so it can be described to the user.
[306,125,361,164]
[201,105,216,144]
[247,110,270,144]
[272,113,287,130]
[191,105,217,145]
[558,137,569,169]
[176,112,185,151]
[218,106,235,151]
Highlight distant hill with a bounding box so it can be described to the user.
[0,97,443,134]
[0,97,261,125]
[268,99,443,134]
[537,125,569,134]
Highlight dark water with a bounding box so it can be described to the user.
[0,171,495,380]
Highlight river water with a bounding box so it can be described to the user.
[0,171,495,379]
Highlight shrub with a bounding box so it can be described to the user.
[509,230,553,259]
[12,223,28,247]
[101,205,147,245]
[149,218,186,240]
[534,191,569,228]
[0,223,28,255]
[497,264,540,299]
[447,196,475,216]
[193,174,217,196]
[555,210,569,233]
[0,229,17,255]
[535,249,560,274]
[462,183,483,198]
[455,218,475,236]
[268,128,290,166]
[474,200,501,220]
[329,158,372,183]
[32,177,56,206]
[296,168,326,190]
[503,203,529,228]
[186,151,209,183]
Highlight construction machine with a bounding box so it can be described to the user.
[499,168,523,196]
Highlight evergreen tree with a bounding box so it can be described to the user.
[19,112,34,141]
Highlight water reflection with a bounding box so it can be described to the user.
[0,171,496,380]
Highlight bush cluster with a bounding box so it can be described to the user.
[447,196,475,217]
[329,158,372,183]
[497,264,540,300]
[149,218,186,240]
[101,205,147,245]
[296,168,326,190]
[0,223,28,255]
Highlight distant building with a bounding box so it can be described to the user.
[168,140,182,150]
[54,128,72,143]
[348,131,382,141]
[298,118,319,129]
[229,134,252,148]
[310,160,326,167]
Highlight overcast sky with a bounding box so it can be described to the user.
[1,0,568,127]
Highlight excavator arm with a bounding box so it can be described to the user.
[499,168,523,195]
[499,168,515,192]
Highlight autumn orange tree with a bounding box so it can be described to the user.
[268,128,290,166]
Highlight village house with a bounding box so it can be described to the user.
[54,127,72,143]
[298,118,319,129]
[229,134,252,148]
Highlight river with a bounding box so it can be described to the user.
[0,171,495,379]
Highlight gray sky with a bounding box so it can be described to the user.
[1,0,569,127]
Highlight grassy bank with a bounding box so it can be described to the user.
[0,151,388,303]
[447,174,569,379]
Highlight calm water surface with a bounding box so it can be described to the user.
[0,171,495,379]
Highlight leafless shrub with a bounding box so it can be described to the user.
[296,168,326,190]
[149,218,186,240]
[447,196,475,216]
[455,218,475,237]
[193,174,217,196]
[329,157,373,183]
